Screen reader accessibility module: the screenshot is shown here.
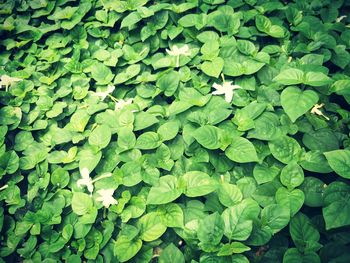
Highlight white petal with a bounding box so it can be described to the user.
[212,90,224,95]
[179,45,190,55]
[114,98,133,111]
[224,90,234,103]
[96,189,118,208]
[81,168,90,179]
[87,183,94,193]
[166,49,175,56]
[172,45,180,53]
[222,81,233,89]
[212,83,224,91]
[92,173,112,183]
[107,84,115,93]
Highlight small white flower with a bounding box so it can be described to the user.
[336,15,347,23]
[0,184,8,191]
[212,81,241,103]
[77,168,94,193]
[92,84,115,101]
[166,44,191,67]
[77,168,112,194]
[115,98,133,111]
[311,103,329,120]
[96,189,118,208]
[0,75,22,92]
[166,44,191,57]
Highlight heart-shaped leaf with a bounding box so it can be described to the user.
[280,87,319,122]
[201,57,224,78]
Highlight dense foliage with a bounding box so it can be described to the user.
[1,0,350,262]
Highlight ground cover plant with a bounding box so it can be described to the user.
[1,0,350,262]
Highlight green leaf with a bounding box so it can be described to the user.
[330,79,350,95]
[0,106,22,126]
[208,9,240,34]
[60,1,92,30]
[71,192,93,216]
[156,71,180,97]
[248,112,282,141]
[117,109,135,128]
[121,196,146,222]
[280,162,304,189]
[198,212,224,250]
[14,131,34,152]
[51,167,69,188]
[121,12,141,29]
[303,129,339,152]
[157,203,184,228]
[233,101,265,132]
[256,15,272,33]
[193,125,222,150]
[273,69,304,85]
[157,121,179,141]
[217,183,243,207]
[138,212,167,241]
[79,146,102,173]
[289,213,321,253]
[114,230,142,262]
[300,151,332,174]
[253,162,280,185]
[117,127,136,151]
[201,57,224,78]
[48,6,78,20]
[91,63,113,85]
[261,204,290,234]
[134,112,159,131]
[304,72,332,87]
[252,181,279,207]
[268,136,302,164]
[147,175,182,205]
[324,150,350,179]
[135,132,162,150]
[221,199,260,241]
[159,243,185,263]
[179,87,211,106]
[331,47,350,69]
[275,188,304,217]
[201,40,220,60]
[121,162,142,187]
[299,177,325,207]
[168,101,192,116]
[69,110,90,132]
[256,15,285,37]
[114,64,141,84]
[0,150,19,175]
[225,137,258,163]
[322,182,350,230]
[268,25,285,38]
[237,40,256,56]
[280,87,319,122]
[283,248,320,263]
[183,171,217,197]
[88,124,111,149]
[217,242,251,256]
